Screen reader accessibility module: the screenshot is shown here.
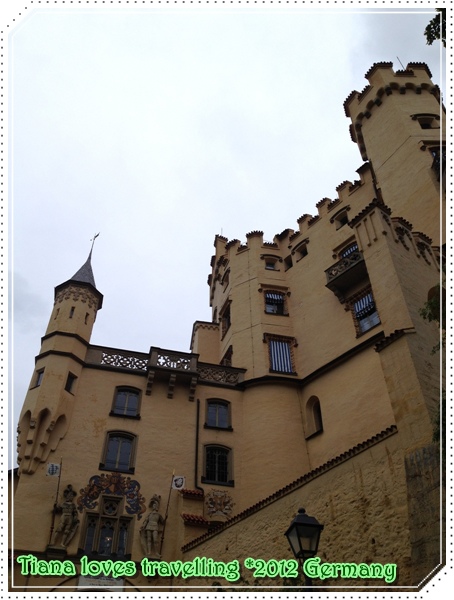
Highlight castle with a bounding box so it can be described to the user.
[10,62,444,591]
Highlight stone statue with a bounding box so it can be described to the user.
[140,494,165,558]
[50,485,79,548]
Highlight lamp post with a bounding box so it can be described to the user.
[284,508,324,587]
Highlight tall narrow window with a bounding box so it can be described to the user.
[220,345,233,366]
[82,496,132,558]
[111,388,141,418]
[305,396,323,438]
[34,369,44,388]
[220,301,231,339]
[100,432,136,473]
[202,445,233,485]
[206,400,231,429]
[69,306,75,318]
[352,290,380,334]
[264,334,296,374]
[65,373,77,393]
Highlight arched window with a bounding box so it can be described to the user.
[305,396,323,439]
[111,388,141,418]
[202,445,233,486]
[206,399,231,430]
[100,432,136,474]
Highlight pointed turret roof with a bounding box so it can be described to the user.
[70,250,97,288]
[54,248,103,310]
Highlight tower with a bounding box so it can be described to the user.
[344,62,445,246]
[16,251,103,475]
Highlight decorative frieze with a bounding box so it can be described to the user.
[55,285,99,310]
[197,365,242,386]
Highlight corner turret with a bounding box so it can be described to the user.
[16,251,103,474]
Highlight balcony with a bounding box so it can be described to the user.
[325,250,368,301]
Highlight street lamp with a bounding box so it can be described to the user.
[284,508,324,586]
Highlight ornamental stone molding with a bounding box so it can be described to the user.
[55,285,99,310]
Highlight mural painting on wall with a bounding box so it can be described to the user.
[205,489,235,518]
[77,472,147,519]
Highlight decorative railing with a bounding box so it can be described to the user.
[86,346,149,371]
[100,350,148,371]
[197,364,244,385]
[86,346,244,386]
[325,250,364,284]
[149,348,198,372]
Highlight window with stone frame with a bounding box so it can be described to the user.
[81,495,132,558]
[111,387,141,418]
[202,445,233,486]
[219,300,232,339]
[305,396,323,439]
[348,288,380,335]
[100,431,137,474]
[339,241,359,258]
[220,345,233,366]
[264,334,297,374]
[264,290,288,315]
[205,399,232,430]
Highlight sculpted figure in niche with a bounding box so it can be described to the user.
[50,485,79,548]
[140,494,165,558]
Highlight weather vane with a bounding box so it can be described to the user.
[90,232,100,252]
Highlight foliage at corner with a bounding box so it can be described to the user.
[419,283,445,443]
[424,9,446,47]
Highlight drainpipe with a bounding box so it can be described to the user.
[194,399,204,493]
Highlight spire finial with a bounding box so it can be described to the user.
[90,232,100,253]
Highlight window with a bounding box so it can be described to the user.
[100,432,136,474]
[352,290,380,334]
[340,242,359,258]
[261,254,281,270]
[220,301,231,339]
[82,496,132,558]
[284,255,293,271]
[330,206,351,230]
[65,373,77,393]
[69,306,75,319]
[220,345,233,366]
[412,113,440,130]
[206,400,231,429]
[264,334,296,374]
[111,388,141,418]
[336,211,349,229]
[34,369,44,388]
[264,291,287,315]
[222,269,230,290]
[295,243,308,260]
[305,396,323,438]
[430,146,446,181]
[202,445,233,485]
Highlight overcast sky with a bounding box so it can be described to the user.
[6,4,445,467]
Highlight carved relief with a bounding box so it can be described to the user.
[197,366,240,385]
[55,285,99,310]
[50,485,79,548]
[205,489,235,518]
[77,472,146,519]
